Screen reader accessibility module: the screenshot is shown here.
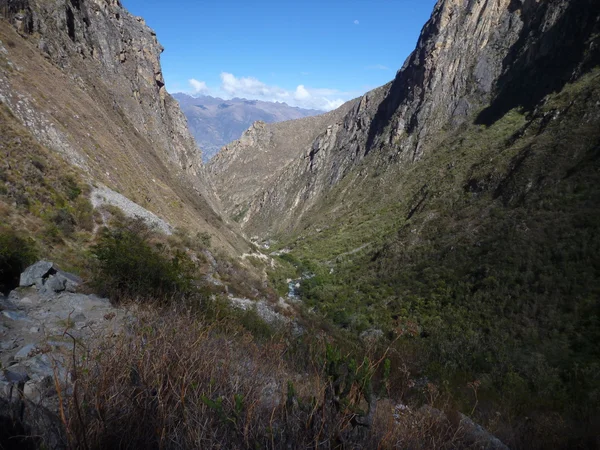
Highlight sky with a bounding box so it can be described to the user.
[121,0,438,111]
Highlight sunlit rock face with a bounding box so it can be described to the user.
[207,0,600,237]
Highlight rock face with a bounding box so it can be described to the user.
[209,0,600,236]
[174,93,322,162]
[0,0,245,251]
[207,99,361,230]
[1,0,197,174]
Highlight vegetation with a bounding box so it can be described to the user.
[0,103,95,273]
[61,308,476,450]
[90,218,197,302]
[268,69,600,448]
[0,227,37,294]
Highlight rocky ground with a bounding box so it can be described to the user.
[0,261,130,447]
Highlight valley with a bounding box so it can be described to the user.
[1,0,599,449]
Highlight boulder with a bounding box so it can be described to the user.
[43,274,66,294]
[2,368,30,384]
[19,261,82,293]
[56,270,82,292]
[19,261,55,288]
[14,344,37,361]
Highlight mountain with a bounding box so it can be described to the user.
[173,93,322,161]
[208,0,600,446]
[207,99,360,223]
[210,0,600,237]
[0,0,246,253]
[2,0,600,447]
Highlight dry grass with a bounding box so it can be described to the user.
[58,307,476,450]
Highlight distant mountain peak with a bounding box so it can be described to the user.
[173,94,322,162]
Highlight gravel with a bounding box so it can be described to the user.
[91,184,173,235]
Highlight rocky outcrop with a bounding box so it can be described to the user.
[210,0,600,237]
[207,99,360,230]
[1,0,198,174]
[0,0,245,252]
[19,260,81,293]
[0,261,130,448]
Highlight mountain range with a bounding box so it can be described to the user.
[173,93,321,161]
[1,0,599,448]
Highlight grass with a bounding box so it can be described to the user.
[60,306,478,450]
[266,69,600,448]
[0,103,94,275]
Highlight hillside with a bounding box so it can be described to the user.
[209,0,600,447]
[173,93,321,161]
[0,0,245,253]
[207,96,363,225]
[211,0,600,238]
[1,0,600,448]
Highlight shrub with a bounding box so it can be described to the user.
[0,227,37,294]
[90,219,197,302]
[62,310,467,450]
[197,231,212,248]
[51,207,76,236]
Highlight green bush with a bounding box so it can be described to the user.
[0,227,38,295]
[90,219,197,303]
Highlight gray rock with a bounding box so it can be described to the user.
[22,354,59,381]
[19,261,55,288]
[0,339,17,351]
[23,379,42,402]
[56,270,82,293]
[43,274,66,293]
[2,367,30,384]
[14,343,37,361]
[2,310,31,322]
[0,380,11,399]
[18,296,34,305]
[20,260,82,295]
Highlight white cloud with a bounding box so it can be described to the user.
[214,72,348,111]
[181,73,354,111]
[365,64,391,70]
[294,85,310,100]
[354,20,359,25]
[220,72,289,100]
[188,79,209,94]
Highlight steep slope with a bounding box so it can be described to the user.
[0,0,244,252]
[211,0,600,238]
[173,93,321,161]
[207,97,362,227]
[208,0,600,446]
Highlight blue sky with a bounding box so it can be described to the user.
[121,0,438,111]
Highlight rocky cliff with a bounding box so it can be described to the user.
[209,0,600,237]
[0,0,244,250]
[207,99,359,228]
